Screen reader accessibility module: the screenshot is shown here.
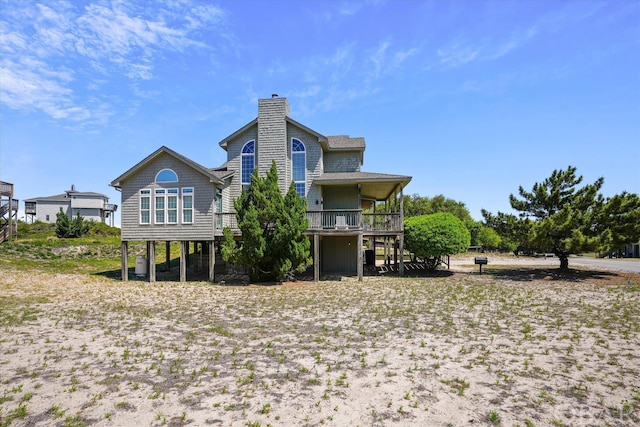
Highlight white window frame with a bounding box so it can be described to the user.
[140,189,151,224]
[154,189,166,224]
[292,138,306,197]
[241,140,255,191]
[167,188,178,224]
[155,169,178,183]
[182,187,194,224]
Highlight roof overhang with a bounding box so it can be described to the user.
[314,172,412,201]
[218,119,257,150]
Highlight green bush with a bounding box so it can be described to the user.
[405,212,470,268]
[55,212,89,238]
[87,221,120,237]
[17,220,55,238]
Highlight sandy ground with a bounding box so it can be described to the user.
[1,258,639,427]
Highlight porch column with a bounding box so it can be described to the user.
[193,242,199,272]
[357,232,363,281]
[399,233,405,277]
[399,185,405,277]
[208,240,215,282]
[313,234,320,282]
[165,241,171,271]
[8,196,13,240]
[148,241,156,282]
[180,241,187,282]
[121,241,128,281]
[394,236,398,266]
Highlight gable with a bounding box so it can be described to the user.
[111,146,221,188]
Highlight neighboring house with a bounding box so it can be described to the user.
[110,95,411,282]
[24,185,118,226]
[624,242,640,258]
[1,181,18,243]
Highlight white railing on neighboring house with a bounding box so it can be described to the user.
[215,210,402,234]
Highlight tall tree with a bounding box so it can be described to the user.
[481,209,534,254]
[504,166,640,269]
[403,194,473,223]
[594,192,640,256]
[222,161,311,282]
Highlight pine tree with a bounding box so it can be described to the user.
[55,211,71,238]
[222,161,311,281]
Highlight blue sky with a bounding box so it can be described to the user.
[1,0,638,227]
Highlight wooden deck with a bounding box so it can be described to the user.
[214,210,403,236]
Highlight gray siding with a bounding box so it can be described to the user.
[119,152,216,241]
[35,201,69,223]
[70,195,106,209]
[322,185,360,210]
[324,152,361,173]
[287,123,323,205]
[257,98,288,191]
[225,127,258,205]
[223,102,324,214]
[70,207,104,221]
[33,198,107,223]
[322,236,357,272]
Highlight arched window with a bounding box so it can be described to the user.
[292,139,306,197]
[241,140,255,191]
[156,169,178,183]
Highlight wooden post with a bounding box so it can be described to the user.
[148,241,156,282]
[121,241,128,281]
[357,232,363,281]
[165,241,171,271]
[399,185,405,277]
[8,194,13,241]
[313,234,320,282]
[194,242,200,272]
[208,240,215,282]
[180,241,187,282]
[393,236,398,267]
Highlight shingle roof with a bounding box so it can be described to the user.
[326,135,365,150]
[24,192,108,203]
[209,164,235,180]
[314,171,411,201]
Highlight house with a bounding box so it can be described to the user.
[110,95,411,282]
[624,242,640,258]
[24,185,118,226]
[1,181,18,243]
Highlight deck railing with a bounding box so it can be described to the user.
[215,210,402,234]
[0,182,13,196]
[25,203,36,215]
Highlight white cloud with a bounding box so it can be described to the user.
[0,0,227,124]
[437,44,481,68]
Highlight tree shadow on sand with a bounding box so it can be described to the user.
[376,262,455,278]
[486,267,619,283]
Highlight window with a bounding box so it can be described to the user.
[155,189,165,223]
[167,189,178,223]
[241,140,255,191]
[46,215,50,222]
[215,188,222,228]
[156,169,178,183]
[140,189,151,224]
[292,138,306,197]
[182,188,193,223]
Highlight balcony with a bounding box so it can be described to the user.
[1,182,13,197]
[25,203,37,215]
[215,210,402,235]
